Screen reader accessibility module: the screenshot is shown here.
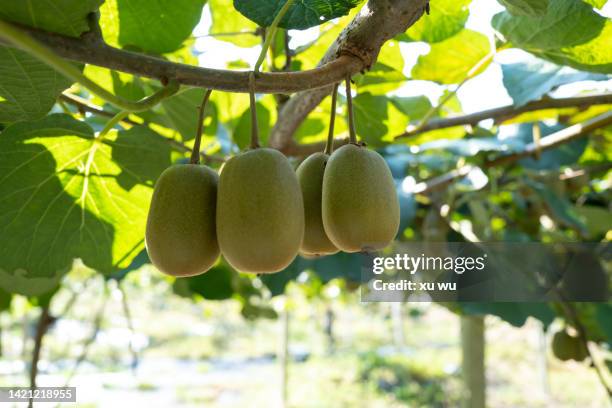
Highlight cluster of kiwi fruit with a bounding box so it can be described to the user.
[146,84,400,277]
[551,328,588,362]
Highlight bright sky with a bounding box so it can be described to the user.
[193,1,612,116]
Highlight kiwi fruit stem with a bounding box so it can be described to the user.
[249,72,260,149]
[345,75,357,145]
[324,83,340,155]
[190,89,213,164]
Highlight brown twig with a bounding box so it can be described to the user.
[0,21,363,93]
[29,304,54,408]
[190,89,213,164]
[64,282,109,386]
[269,0,428,151]
[414,111,612,194]
[60,93,226,163]
[395,94,612,139]
[59,94,139,124]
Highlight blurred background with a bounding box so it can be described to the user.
[0,264,610,407]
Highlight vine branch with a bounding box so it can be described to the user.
[269,0,428,152]
[0,19,363,93]
[0,19,179,112]
[413,111,612,194]
[395,93,612,139]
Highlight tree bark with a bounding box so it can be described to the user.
[461,315,486,408]
[29,304,53,408]
[270,0,427,152]
[280,302,290,408]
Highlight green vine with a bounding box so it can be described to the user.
[253,0,295,73]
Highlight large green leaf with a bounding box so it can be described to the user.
[501,54,608,106]
[0,46,74,124]
[406,0,470,43]
[492,0,612,73]
[498,0,548,16]
[100,0,206,54]
[209,0,260,48]
[411,30,491,84]
[161,88,219,142]
[353,40,406,95]
[352,93,410,147]
[83,65,146,105]
[0,0,103,37]
[0,114,171,296]
[233,0,361,30]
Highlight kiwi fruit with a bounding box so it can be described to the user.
[551,329,588,362]
[296,152,338,256]
[146,164,219,277]
[322,144,400,252]
[217,148,304,273]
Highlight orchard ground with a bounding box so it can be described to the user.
[0,266,607,408]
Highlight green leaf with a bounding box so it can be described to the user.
[173,264,235,300]
[232,97,277,149]
[260,257,303,296]
[0,0,103,37]
[389,96,432,122]
[100,0,205,54]
[460,302,556,327]
[352,93,410,147]
[498,0,548,16]
[0,114,171,296]
[501,54,608,106]
[420,137,513,156]
[506,123,588,170]
[209,0,260,47]
[595,304,612,346]
[0,288,11,311]
[574,205,612,236]
[308,252,362,283]
[492,0,612,73]
[526,180,587,231]
[584,0,607,7]
[354,40,406,95]
[161,88,219,142]
[0,46,75,124]
[294,94,347,144]
[406,0,470,43]
[411,30,491,84]
[83,65,146,105]
[108,248,150,281]
[233,0,361,30]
